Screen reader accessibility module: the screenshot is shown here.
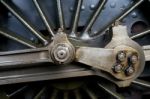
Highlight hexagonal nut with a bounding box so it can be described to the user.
[51,43,75,64]
[117,51,126,62]
[113,64,123,73]
[125,66,135,76]
[130,54,138,64]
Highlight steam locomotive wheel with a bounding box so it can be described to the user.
[0,0,150,99]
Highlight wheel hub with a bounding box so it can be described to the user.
[51,43,75,64]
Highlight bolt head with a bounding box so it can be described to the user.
[54,45,69,62]
[125,66,134,76]
[130,55,138,64]
[117,52,126,62]
[51,43,75,64]
[114,64,123,73]
[57,50,67,59]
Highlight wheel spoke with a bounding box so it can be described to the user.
[50,89,58,99]
[33,0,55,37]
[131,29,150,39]
[98,83,124,99]
[74,90,82,99]
[8,86,28,97]
[0,28,37,48]
[56,0,65,30]
[82,0,106,35]
[34,87,46,99]
[0,0,48,45]
[116,0,143,21]
[133,79,150,88]
[98,0,144,35]
[0,91,9,99]
[63,91,69,99]
[83,86,97,99]
[70,0,83,37]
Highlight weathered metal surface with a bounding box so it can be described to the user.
[0,25,145,87]
[0,0,149,89]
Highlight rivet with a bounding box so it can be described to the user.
[110,2,116,8]
[131,12,137,18]
[90,4,95,10]
[81,5,85,10]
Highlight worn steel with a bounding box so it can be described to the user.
[0,0,149,94]
[0,25,146,87]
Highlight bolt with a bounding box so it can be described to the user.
[130,55,138,64]
[51,43,75,64]
[113,64,123,73]
[121,18,126,23]
[117,52,126,62]
[57,50,67,59]
[90,4,95,10]
[125,66,134,76]
[110,2,116,8]
[131,12,137,18]
[81,5,85,10]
